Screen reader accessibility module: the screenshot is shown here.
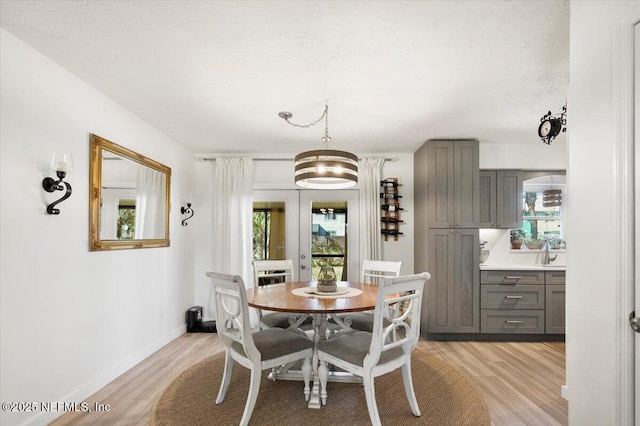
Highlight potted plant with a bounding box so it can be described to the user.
[510,229,525,250]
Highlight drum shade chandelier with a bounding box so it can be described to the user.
[278,104,358,189]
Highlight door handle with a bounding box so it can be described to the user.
[629,311,640,333]
[300,265,306,270]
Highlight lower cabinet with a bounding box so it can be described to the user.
[545,285,566,334]
[480,270,565,335]
[428,228,480,333]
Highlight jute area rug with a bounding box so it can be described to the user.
[152,350,490,426]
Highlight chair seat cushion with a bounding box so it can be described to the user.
[317,331,403,367]
[261,312,313,329]
[233,328,313,361]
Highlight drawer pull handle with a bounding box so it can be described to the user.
[504,295,523,299]
[505,276,523,280]
[505,320,523,324]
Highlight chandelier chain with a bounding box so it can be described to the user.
[281,104,334,147]
[282,105,327,129]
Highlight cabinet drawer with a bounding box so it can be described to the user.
[481,309,545,334]
[481,285,545,310]
[480,270,545,285]
[545,271,566,285]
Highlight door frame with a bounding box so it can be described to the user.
[252,190,300,275]
[613,11,639,426]
[299,190,360,282]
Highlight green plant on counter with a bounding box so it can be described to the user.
[510,229,525,242]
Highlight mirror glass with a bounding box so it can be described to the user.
[90,134,171,251]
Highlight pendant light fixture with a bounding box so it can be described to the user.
[278,104,358,189]
[542,176,562,207]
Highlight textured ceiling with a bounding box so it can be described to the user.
[0,1,569,154]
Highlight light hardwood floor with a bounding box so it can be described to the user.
[51,333,567,426]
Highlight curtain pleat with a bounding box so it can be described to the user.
[134,167,166,239]
[359,158,386,263]
[210,157,255,321]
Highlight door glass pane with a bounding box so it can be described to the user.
[311,201,347,280]
[252,201,286,260]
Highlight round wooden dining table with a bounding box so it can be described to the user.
[246,280,380,314]
[246,280,380,409]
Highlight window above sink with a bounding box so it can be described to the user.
[512,173,566,251]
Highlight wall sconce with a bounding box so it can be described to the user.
[42,152,74,215]
[181,203,194,226]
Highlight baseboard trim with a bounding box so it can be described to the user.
[25,324,185,426]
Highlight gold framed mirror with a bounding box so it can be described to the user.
[89,134,171,251]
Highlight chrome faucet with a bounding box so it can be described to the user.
[542,238,558,265]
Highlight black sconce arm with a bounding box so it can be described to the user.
[181,203,194,226]
[42,171,72,215]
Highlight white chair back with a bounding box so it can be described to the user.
[361,260,402,284]
[317,272,431,425]
[368,272,430,365]
[206,270,314,425]
[252,259,295,287]
[208,271,261,360]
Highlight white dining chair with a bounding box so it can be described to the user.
[252,259,312,330]
[207,271,313,426]
[333,260,402,332]
[317,272,430,426]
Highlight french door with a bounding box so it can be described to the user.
[252,189,360,282]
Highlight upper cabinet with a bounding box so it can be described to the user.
[479,170,523,229]
[423,140,480,228]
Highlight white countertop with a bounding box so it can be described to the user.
[480,263,566,271]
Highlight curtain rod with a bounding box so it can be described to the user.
[196,156,399,162]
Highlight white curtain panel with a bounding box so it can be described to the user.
[134,166,166,239]
[211,156,254,279]
[359,157,386,262]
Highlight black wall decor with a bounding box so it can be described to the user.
[538,102,567,145]
[380,178,404,240]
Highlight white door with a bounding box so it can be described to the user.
[252,189,360,282]
[299,190,360,282]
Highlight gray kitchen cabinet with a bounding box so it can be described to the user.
[428,228,480,333]
[479,170,496,228]
[545,272,566,334]
[481,310,545,334]
[426,140,479,228]
[480,269,565,335]
[479,169,523,229]
[480,269,545,334]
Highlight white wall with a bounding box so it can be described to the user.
[0,29,195,426]
[479,141,567,170]
[567,2,639,425]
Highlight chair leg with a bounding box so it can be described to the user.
[302,356,312,401]
[216,350,234,404]
[318,360,329,405]
[240,367,262,426]
[363,374,382,426]
[401,361,421,417]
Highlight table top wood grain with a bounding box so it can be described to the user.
[246,281,379,314]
